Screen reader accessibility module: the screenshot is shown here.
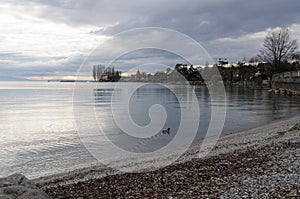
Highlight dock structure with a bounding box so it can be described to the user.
[272,70,300,93]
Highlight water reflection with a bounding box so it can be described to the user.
[0,81,299,178]
[93,84,300,150]
[93,84,182,153]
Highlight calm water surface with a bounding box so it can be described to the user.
[0,81,299,178]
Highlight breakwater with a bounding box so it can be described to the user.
[272,71,300,94]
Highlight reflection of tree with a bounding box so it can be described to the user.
[94,88,114,106]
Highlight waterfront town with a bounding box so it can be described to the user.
[92,54,300,95]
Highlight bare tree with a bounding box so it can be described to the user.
[248,55,260,63]
[92,65,96,81]
[258,28,298,77]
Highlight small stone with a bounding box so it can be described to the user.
[287,191,297,197]
[267,162,273,167]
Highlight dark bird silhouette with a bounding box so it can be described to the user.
[162,128,170,135]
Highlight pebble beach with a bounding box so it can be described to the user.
[38,115,300,199]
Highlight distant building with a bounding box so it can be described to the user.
[217,58,229,65]
[136,69,141,81]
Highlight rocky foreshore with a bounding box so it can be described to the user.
[272,87,300,96]
[37,115,300,199]
[0,173,50,199]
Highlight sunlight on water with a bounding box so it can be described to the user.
[0,81,299,178]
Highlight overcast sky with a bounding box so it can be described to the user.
[1,0,300,80]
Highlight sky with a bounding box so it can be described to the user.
[0,0,300,81]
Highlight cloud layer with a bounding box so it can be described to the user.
[1,0,300,80]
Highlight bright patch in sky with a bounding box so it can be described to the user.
[0,3,110,80]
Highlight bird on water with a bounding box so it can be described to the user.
[162,128,170,135]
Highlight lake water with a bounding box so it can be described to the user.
[0,81,299,178]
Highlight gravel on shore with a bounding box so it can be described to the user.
[40,116,300,199]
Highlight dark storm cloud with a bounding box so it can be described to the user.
[18,0,300,61]
[15,0,300,40]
